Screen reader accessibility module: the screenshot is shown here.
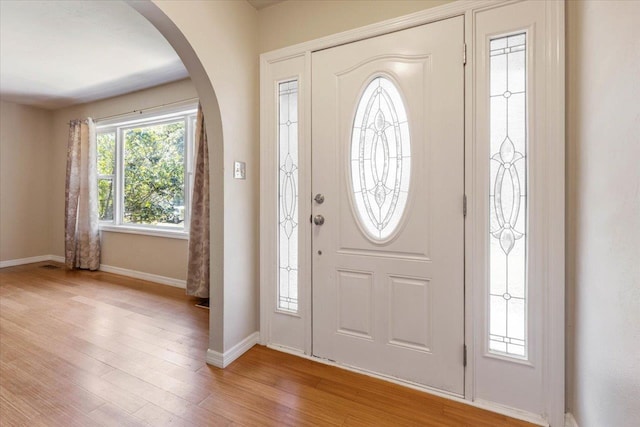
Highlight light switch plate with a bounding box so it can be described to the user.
[234,161,246,179]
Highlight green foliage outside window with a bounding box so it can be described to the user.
[97,133,115,221]
[96,121,186,226]
[123,122,185,225]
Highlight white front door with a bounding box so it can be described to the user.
[311,16,465,394]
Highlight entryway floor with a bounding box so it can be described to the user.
[0,263,534,426]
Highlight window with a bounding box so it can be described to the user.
[350,76,411,241]
[488,33,528,358]
[97,105,197,237]
[278,80,299,313]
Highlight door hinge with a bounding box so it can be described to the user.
[463,194,467,217]
[463,344,467,367]
[463,43,467,65]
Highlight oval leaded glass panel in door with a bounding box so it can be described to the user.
[350,76,411,241]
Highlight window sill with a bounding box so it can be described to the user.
[99,224,189,240]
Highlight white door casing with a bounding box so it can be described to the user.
[311,16,465,395]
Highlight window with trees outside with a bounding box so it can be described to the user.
[97,105,197,237]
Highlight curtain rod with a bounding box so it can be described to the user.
[95,97,199,122]
[68,97,199,125]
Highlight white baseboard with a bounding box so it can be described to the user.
[0,254,185,289]
[206,332,260,368]
[565,413,579,427]
[98,264,186,289]
[472,399,548,426]
[0,254,60,268]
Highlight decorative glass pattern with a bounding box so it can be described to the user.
[278,80,299,312]
[488,33,528,358]
[350,76,411,240]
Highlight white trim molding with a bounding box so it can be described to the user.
[49,255,65,263]
[206,332,260,368]
[565,413,579,427]
[472,400,548,427]
[0,255,58,269]
[100,225,189,240]
[0,254,186,290]
[98,264,186,289]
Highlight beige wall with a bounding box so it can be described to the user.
[566,1,640,426]
[145,0,260,352]
[1,80,196,280]
[258,0,452,52]
[0,101,52,261]
[50,79,197,281]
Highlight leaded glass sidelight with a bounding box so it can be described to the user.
[488,33,528,358]
[278,80,299,313]
[350,76,411,241]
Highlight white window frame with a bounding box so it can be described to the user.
[97,103,198,240]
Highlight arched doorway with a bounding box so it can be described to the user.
[129,1,260,363]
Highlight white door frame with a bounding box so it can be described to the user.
[259,1,564,425]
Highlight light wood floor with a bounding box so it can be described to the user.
[0,262,534,426]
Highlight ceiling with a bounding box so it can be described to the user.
[0,0,189,109]
[247,0,285,10]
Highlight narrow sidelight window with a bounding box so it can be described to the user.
[277,80,299,313]
[488,33,528,358]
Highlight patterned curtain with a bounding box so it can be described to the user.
[65,119,101,270]
[186,104,210,298]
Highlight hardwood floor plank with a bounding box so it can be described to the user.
[282,408,346,427]
[4,358,106,414]
[0,263,536,427]
[203,361,427,426]
[0,323,148,415]
[87,403,148,427]
[0,316,115,377]
[0,363,101,427]
[0,296,29,313]
[101,362,211,405]
[133,402,195,427]
[0,384,44,424]
[100,368,232,426]
[316,377,444,417]
[198,393,291,427]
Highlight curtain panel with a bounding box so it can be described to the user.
[186,104,210,298]
[65,118,101,270]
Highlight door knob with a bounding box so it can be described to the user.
[313,215,325,226]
